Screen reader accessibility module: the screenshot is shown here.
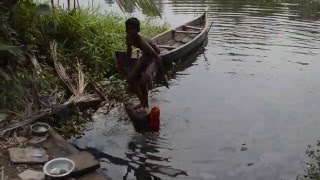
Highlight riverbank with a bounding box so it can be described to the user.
[0,1,167,178]
[0,1,167,136]
[0,127,109,179]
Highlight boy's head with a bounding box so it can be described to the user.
[125,17,140,35]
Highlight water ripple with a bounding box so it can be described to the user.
[72,0,320,179]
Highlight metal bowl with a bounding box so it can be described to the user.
[43,158,75,178]
[30,122,50,136]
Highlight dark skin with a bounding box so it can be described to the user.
[126,24,167,110]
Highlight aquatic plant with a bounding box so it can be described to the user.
[298,142,320,180]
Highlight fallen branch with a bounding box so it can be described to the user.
[51,42,77,95]
[63,94,102,105]
[0,68,12,81]
[0,93,102,137]
[0,109,52,137]
[0,41,106,136]
[89,83,107,101]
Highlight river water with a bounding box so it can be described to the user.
[68,0,320,179]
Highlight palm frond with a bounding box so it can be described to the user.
[77,62,87,94]
[51,41,78,95]
[116,0,161,17]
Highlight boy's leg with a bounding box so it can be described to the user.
[136,61,158,109]
[129,55,149,110]
[127,55,147,84]
[138,85,149,109]
[153,57,169,89]
[140,60,157,86]
[132,86,144,107]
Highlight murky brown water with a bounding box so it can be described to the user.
[69,0,320,179]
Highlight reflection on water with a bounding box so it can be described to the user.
[78,134,188,179]
[125,135,187,179]
[103,0,165,15]
[70,0,320,179]
[70,105,189,179]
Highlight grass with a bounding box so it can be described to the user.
[0,1,169,136]
[45,7,169,81]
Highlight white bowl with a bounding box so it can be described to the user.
[43,158,75,178]
[30,122,50,136]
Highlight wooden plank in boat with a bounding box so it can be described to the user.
[171,41,184,48]
[179,36,192,43]
[174,33,188,42]
[173,30,200,34]
[159,48,170,53]
[184,25,202,30]
[187,33,199,38]
[174,33,186,40]
[153,31,172,45]
[165,39,177,46]
[158,45,176,49]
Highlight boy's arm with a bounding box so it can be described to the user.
[140,39,169,88]
[140,41,165,78]
[126,37,132,58]
[150,41,161,55]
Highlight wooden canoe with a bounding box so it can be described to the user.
[154,6,211,64]
[115,6,211,75]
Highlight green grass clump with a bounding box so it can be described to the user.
[0,1,168,136]
[46,7,169,81]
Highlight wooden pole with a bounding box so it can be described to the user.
[77,0,80,9]
[67,0,70,12]
[51,0,54,11]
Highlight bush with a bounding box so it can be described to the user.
[0,1,168,135]
[43,7,169,81]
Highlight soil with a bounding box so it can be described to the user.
[0,136,71,179]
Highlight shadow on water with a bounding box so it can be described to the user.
[135,37,208,89]
[69,0,320,179]
[152,38,208,88]
[70,42,207,179]
[75,133,188,179]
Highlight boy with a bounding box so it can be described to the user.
[125,17,168,110]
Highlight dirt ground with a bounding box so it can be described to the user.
[0,136,71,179]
